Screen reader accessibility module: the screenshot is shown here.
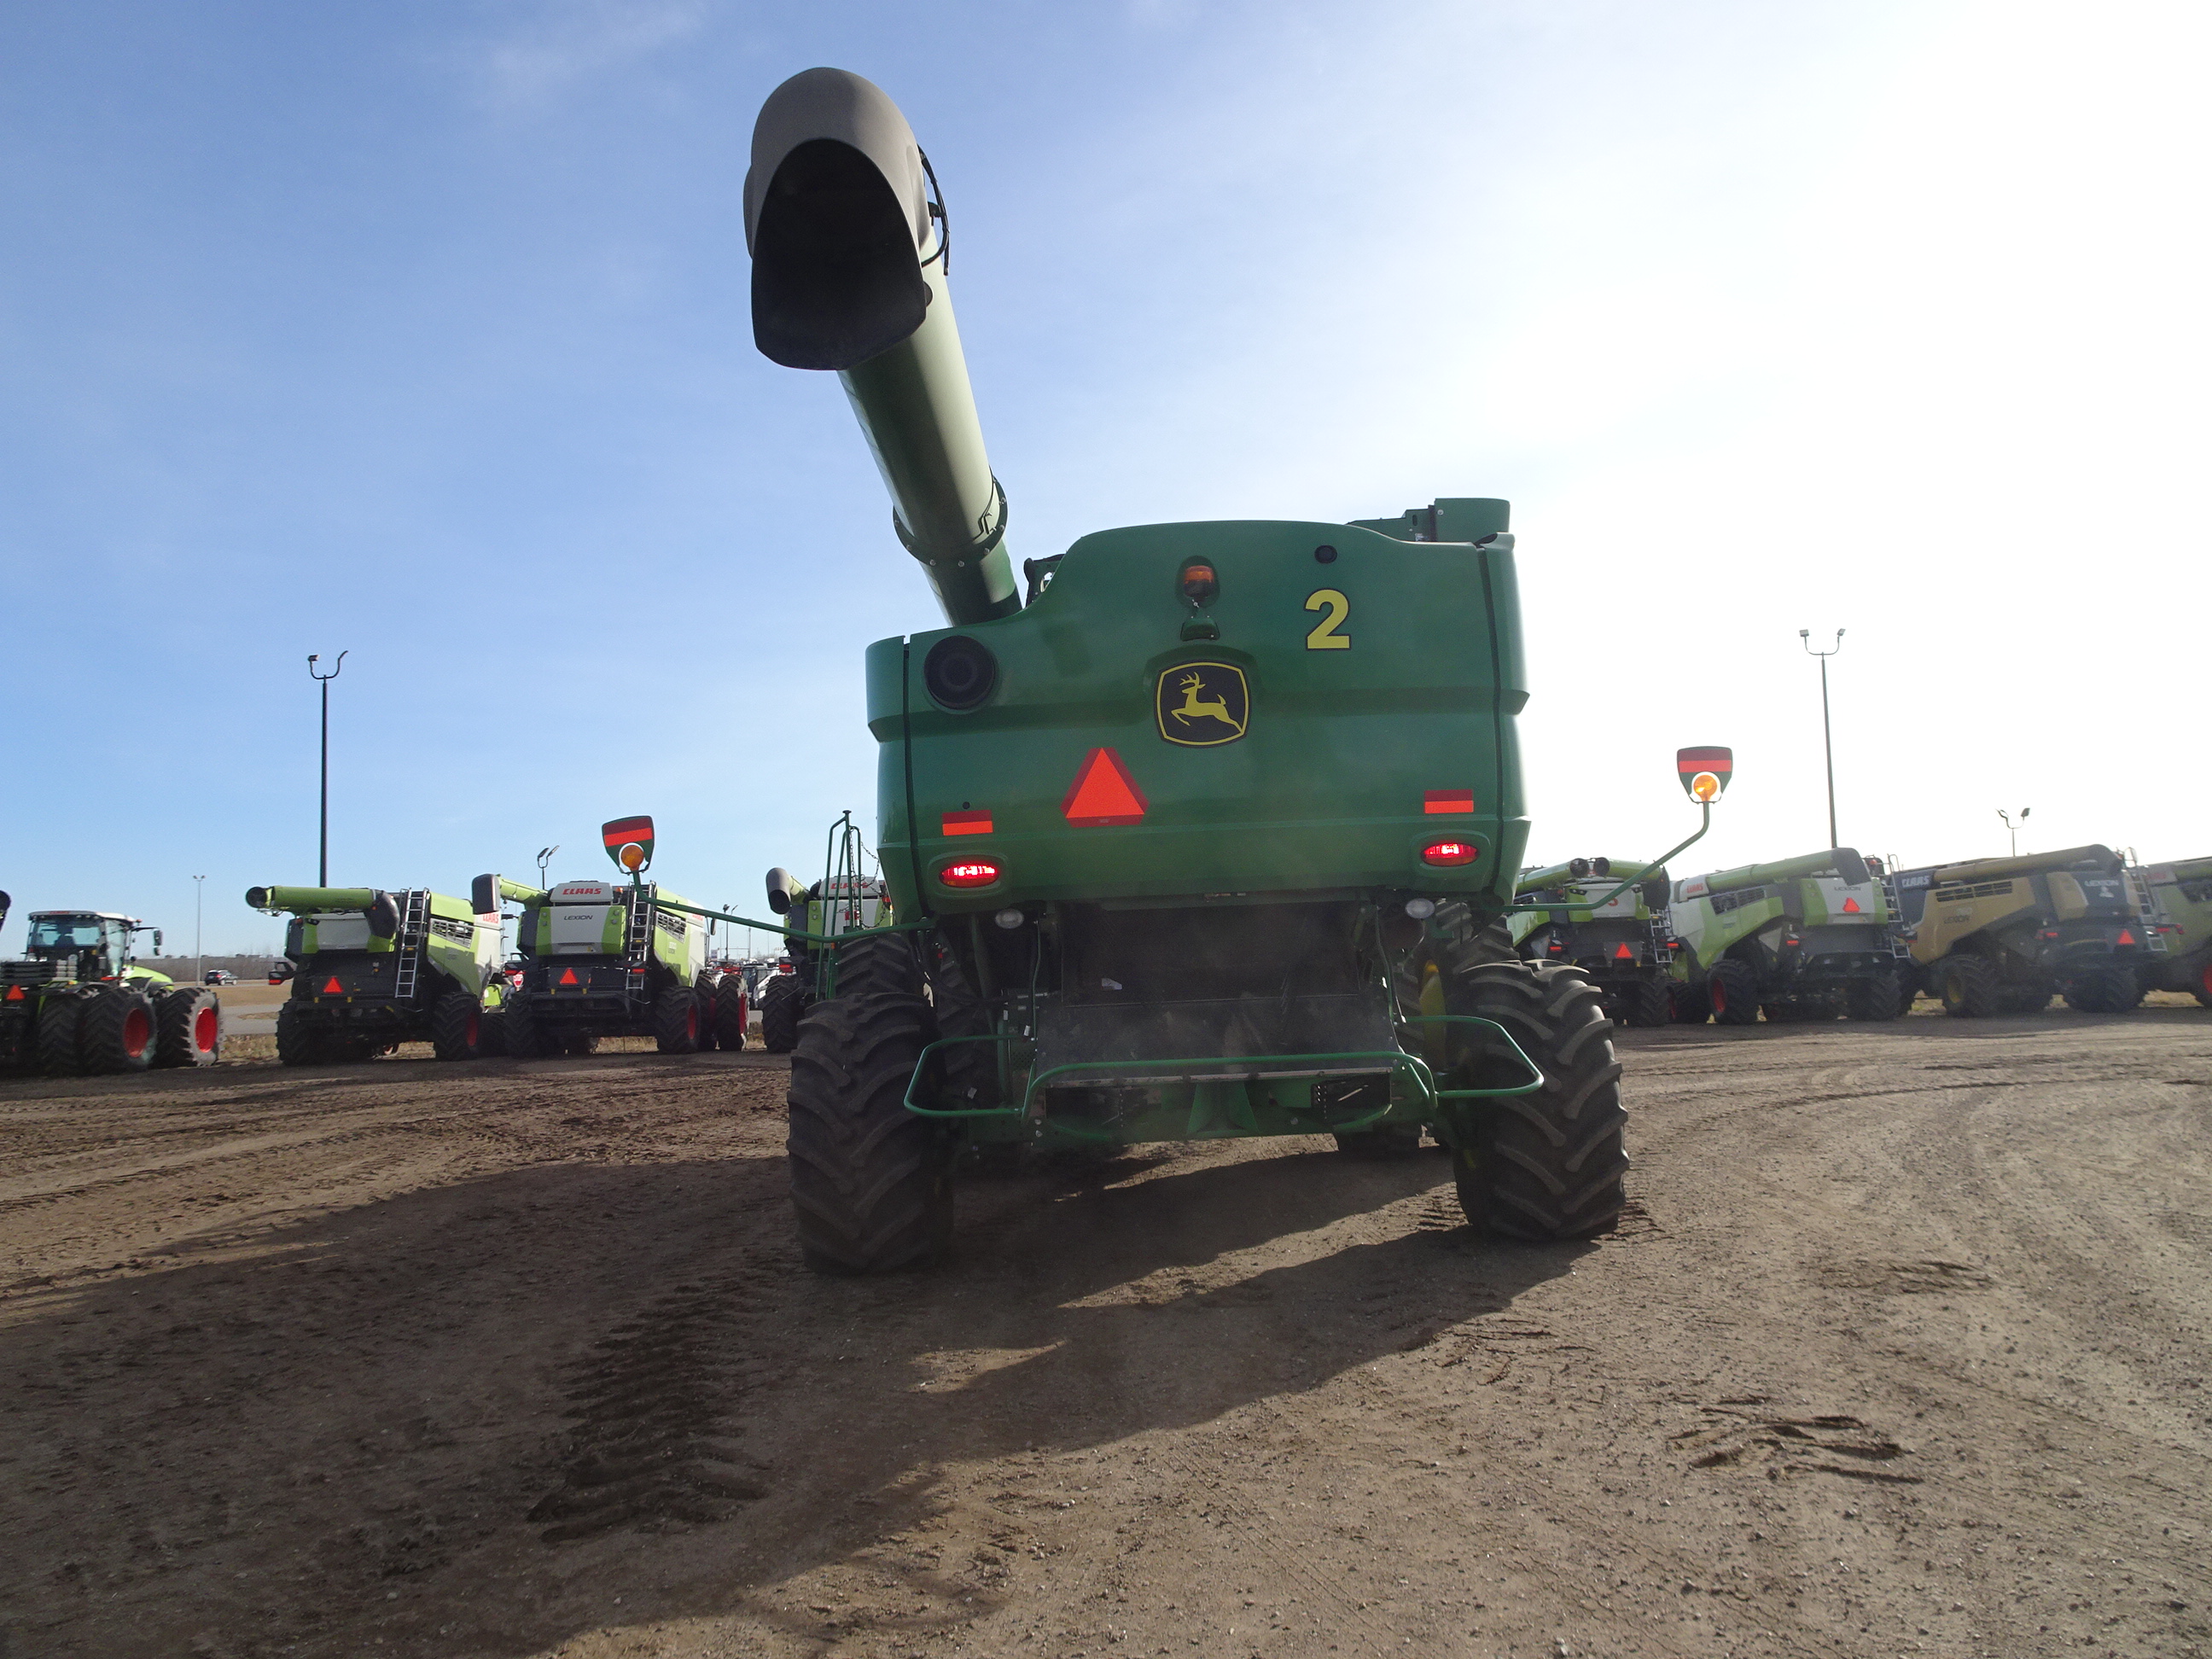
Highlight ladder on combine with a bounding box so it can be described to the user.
[623,883,655,995]
[1878,869,1913,958]
[2127,861,2173,956]
[392,888,430,1001]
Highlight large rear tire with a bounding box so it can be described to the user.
[429,989,486,1061]
[275,1002,321,1066]
[1614,978,1670,1028]
[1708,958,1761,1026]
[1443,961,1626,1240]
[759,973,809,1054]
[830,933,925,998]
[692,973,721,1051]
[2195,957,2212,1010]
[155,986,221,1067]
[1997,985,2051,1015]
[1845,969,1902,1022]
[1668,978,1710,1024]
[787,991,952,1273]
[2064,963,2144,1014]
[713,977,749,1051]
[1939,955,2001,1018]
[654,985,701,1053]
[504,994,550,1058]
[37,994,84,1075]
[81,986,157,1074]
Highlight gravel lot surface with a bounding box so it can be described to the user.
[2,1012,2208,1658]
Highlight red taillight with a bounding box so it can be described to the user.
[1421,841,1478,867]
[940,860,1002,888]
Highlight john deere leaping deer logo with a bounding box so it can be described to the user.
[1155,661,1249,747]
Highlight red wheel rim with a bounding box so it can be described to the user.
[123,1007,153,1057]
[686,1004,698,1039]
[2202,961,2212,999]
[1709,979,1726,1015]
[465,1009,480,1045]
[192,1006,218,1052]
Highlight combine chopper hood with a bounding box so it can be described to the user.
[1675,848,1871,902]
[1930,845,2122,884]
[246,886,401,937]
[745,67,1018,626]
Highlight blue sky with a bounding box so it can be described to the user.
[3,0,2204,954]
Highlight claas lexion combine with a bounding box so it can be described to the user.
[247,884,510,1062]
[734,68,1731,1273]
[2136,856,2212,1008]
[1662,846,1907,1024]
[1510,859,1676,1027]
[0,898,221,1074]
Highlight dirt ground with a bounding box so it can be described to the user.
[2,1011,2208,1659]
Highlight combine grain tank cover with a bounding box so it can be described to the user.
[746,67,936,370]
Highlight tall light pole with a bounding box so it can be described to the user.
[1799,629,1844,847]
[193,874,206,981]
[1998,806,2030,856]
[537,845,560,889]
[308,651,347,885]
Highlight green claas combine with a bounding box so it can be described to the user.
[1664,847,1902,1024]
[1889,846,2159,1016]
[1510,859,1674,1027]
[757,814,895,1054]
[740,69,1719,1272]
[247,885,508,1062]
[486,818,739,1057]
[2137,856,2212,1007]
[0,905,220,1074]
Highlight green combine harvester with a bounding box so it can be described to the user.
[1664,847,1904,1024]
[1889,845,2160,1016]
[247,885,508,1062]
[484,818,737,1057]
[0,903,220,1074]
[2137,855,2212,1006]
[756,814,895,1054]
[739,68,1720,1272]
[1510,858,1674,1027]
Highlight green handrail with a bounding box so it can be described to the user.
[1394,1014,1546,1098]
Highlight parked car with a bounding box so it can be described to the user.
[203,969,236,986]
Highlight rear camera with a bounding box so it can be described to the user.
[1314,544,1337,564]
[923,634,998,710]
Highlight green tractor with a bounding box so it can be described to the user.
[1889,845,2161,1016]
[756,813,895,1054]
[740,69,1720,1272]
[485,816,740,1058]
[1510,858,1674,1027]
[0,907,221,1074]
[247,885,509,1063]
[2136,855,2212,1006]
[1663,847,1904,1024]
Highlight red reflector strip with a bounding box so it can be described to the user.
[941,811,993,836]
[1423,790,1476,814]
[940,860,1001,888]
[1421,841,1479,867]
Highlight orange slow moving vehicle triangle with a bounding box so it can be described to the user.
[322,976,343,994]
[1062,748,1148,827]
[1842,896,1861,913]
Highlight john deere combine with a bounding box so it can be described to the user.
[740,69,1720,1272]
[1511,859,1674,1027]
[0,907,220,1074]
[1664,848,1903,1024]
[486,819,734,1057]
[2137,855,2212,1006]
[247,885,507,1062]
[1889,846,2158,1016]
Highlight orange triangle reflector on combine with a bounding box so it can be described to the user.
[1062,748,1148,826]
[2117,928,2136,946]
[559,968,580,986]
[1842,897,1861,913]
[3,986,20,1001]
[1614,942,1634,959]
[322,976,344,994]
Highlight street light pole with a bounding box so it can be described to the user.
[1998,806,2030,857]
[537,845,560,889]
[193,874,206,982]
[1799,629,1845,847]
[308,651,347,885]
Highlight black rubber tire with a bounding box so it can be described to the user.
[1939,955,2001,1018]
[479,1009,509,1057]
[1616,978,1671,1029]
[759,973,809,1054]
[923,934,1001,1110]
[2064,963,2144,1014]
[1442,960,1626,1240]
[1668,979,1710,1024]
[654,985,701,1053]
[429,989,486,1061]
[1708,958,1761,1026]
[80,987,158,1074]
[2194,957,2212,1009]
[692,974,720,1051]
[275,1002,322,1066]
[714,977,749,1051]
[830,933,925,998]
[37,993,84,1075]
[504,994,550,1058]
[564,1030,600,1057]
[1845,970,1902,1022]
[1333,1125,1424,1157]
[787,991,952,1273]
[155,986,221,1068]
[1996,985,2050,1016]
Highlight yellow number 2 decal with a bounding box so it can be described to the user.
[1304,588,1351,649]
